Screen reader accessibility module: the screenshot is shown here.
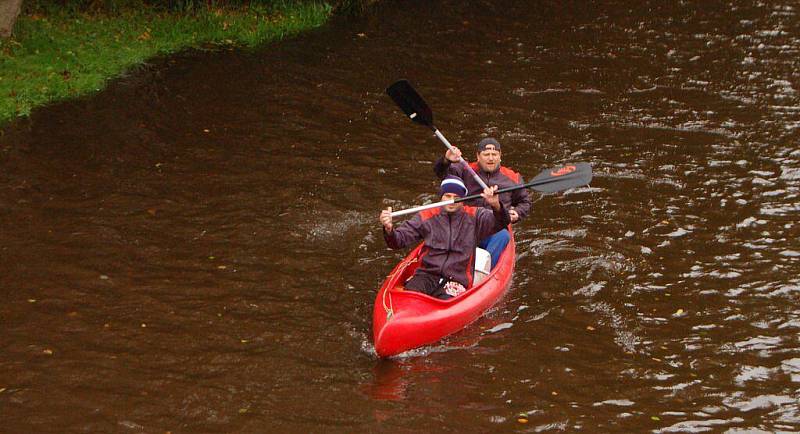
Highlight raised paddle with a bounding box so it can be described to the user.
[386,79,490,190]
[390,163,593,217]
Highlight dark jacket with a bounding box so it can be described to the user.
[434,157,531,221]
[384,204,510,287]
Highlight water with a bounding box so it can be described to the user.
[1,0,799,431]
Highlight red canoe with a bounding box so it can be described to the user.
[372,231,516,358]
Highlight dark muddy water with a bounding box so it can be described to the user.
[2,0,800,432]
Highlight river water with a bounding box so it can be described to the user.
[2,0,799,432]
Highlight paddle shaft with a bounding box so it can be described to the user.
[390,198,456,217]
[431,129,490,190]
[385,80,489,190]
[389,165,590,218]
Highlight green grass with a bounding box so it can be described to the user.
[0,2,333,123]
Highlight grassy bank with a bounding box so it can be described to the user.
[0,1,352,124]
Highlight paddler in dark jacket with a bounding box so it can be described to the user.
[433,137,531,267]
[379,175,510,300]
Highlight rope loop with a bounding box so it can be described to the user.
[382,257,418,319]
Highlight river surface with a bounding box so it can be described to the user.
[2,0,799,432]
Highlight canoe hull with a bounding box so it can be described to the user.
[372,232,515,358]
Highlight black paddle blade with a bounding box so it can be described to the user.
[386,80,434,128]
[527,162,593,193]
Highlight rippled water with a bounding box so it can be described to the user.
[1,0,799,431]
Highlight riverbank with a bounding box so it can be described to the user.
[0,1,355,125]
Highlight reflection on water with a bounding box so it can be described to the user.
[1,0,799,431]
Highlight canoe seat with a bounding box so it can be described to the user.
[473,247,492,286]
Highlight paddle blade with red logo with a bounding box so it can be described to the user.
[386,80,435,129]
[525,162,593,193]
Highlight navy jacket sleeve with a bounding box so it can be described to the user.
[433,156,464,180]
[383,214,426,249]
[475,203,510,241]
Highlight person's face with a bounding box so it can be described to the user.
[476,145,501,172]
[441,192,463,213]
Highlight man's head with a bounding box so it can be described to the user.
[476,137,502,173]
[439,175,467,212]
